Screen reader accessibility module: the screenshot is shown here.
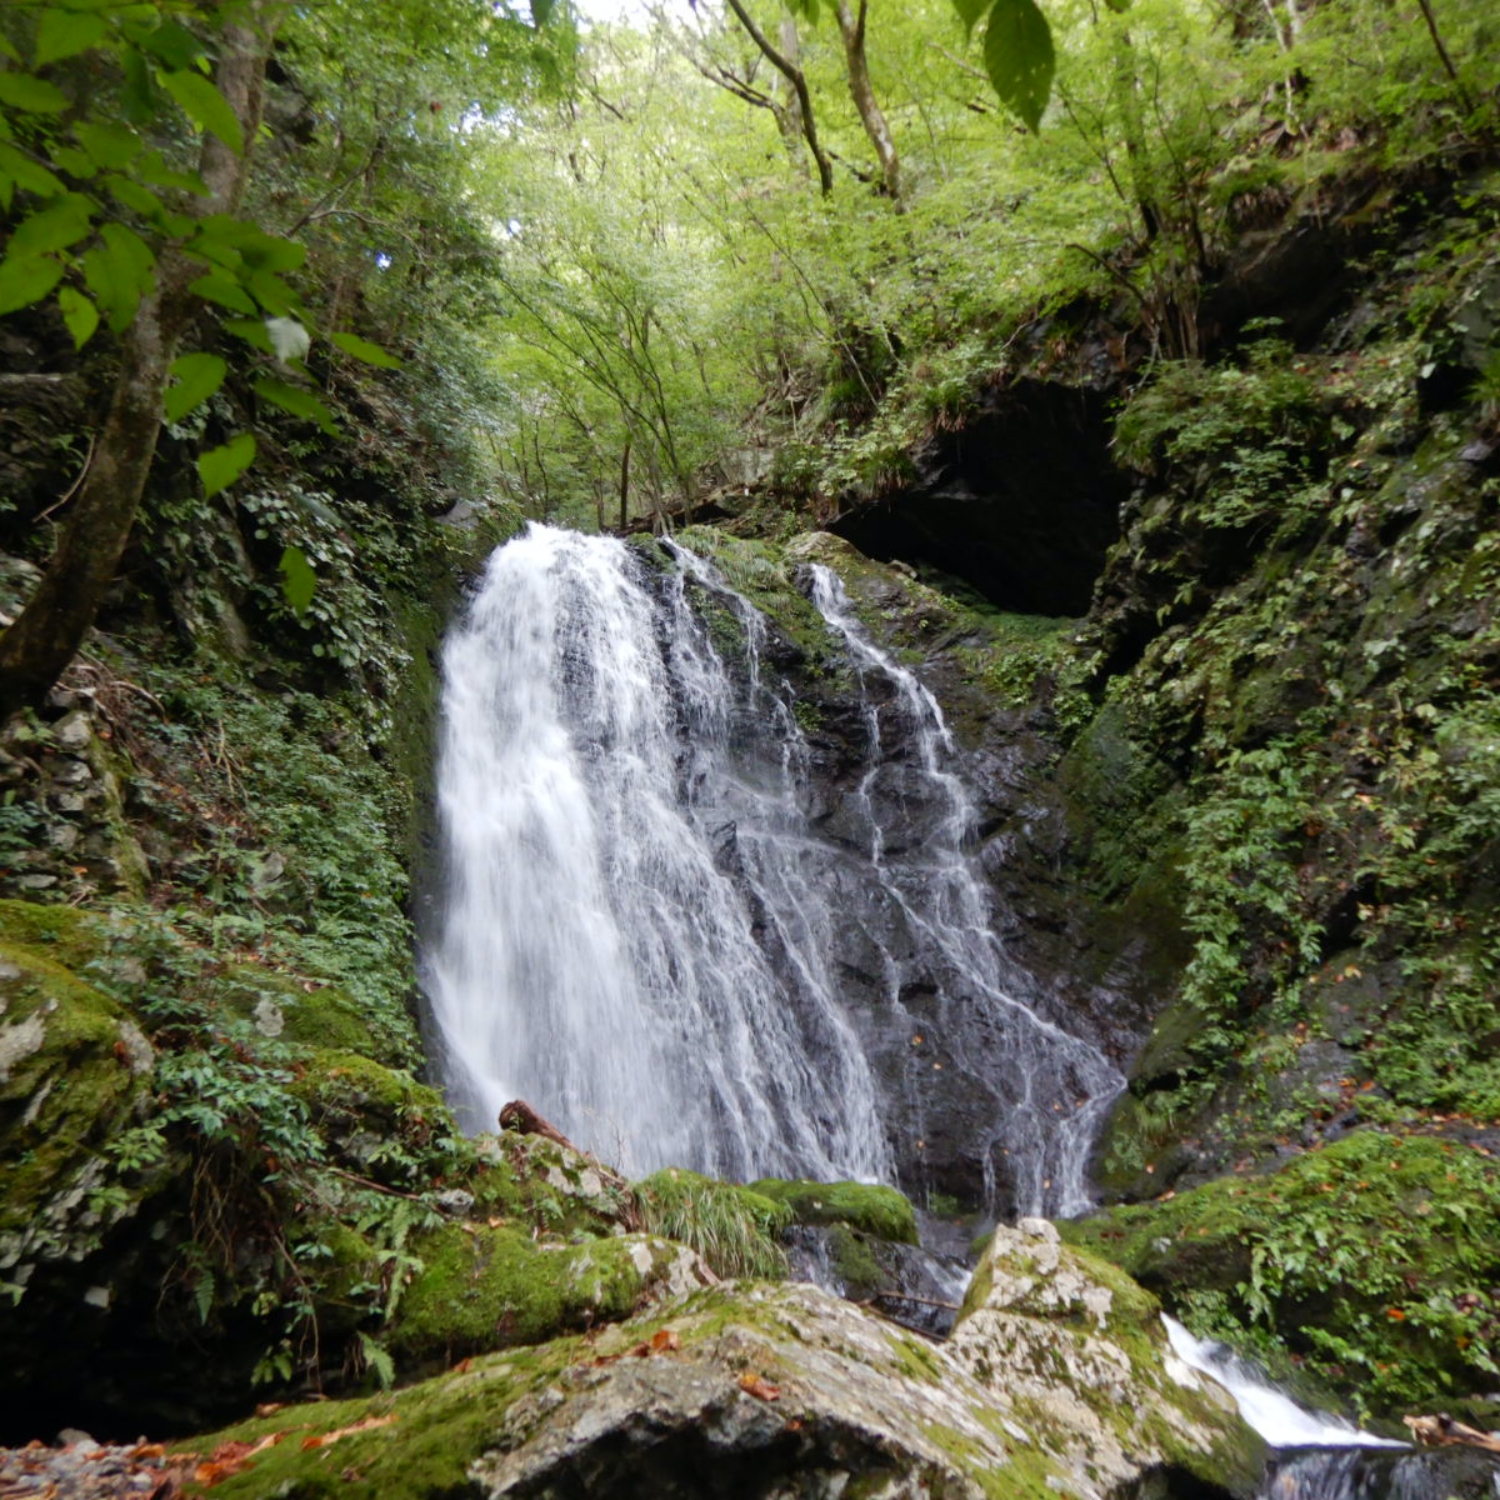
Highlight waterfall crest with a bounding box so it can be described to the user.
[423,524,1122,1208]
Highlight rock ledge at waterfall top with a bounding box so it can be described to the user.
[177,1216,1261,1499]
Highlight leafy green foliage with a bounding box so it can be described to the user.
[635,1167,792,1279]
[1068,1132,1500,1417]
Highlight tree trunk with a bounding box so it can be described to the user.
[723,0,834,196]
[0,7,276,715]
[833,0,902,206]
[1110,27,1160,243]
[618,436,633,531]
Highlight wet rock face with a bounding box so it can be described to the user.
[705,533,1159,1215]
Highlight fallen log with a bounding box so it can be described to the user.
[499,1099,579,1153]
[1403,1414,1500,1453]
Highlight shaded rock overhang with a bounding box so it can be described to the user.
[830,379,1131,616]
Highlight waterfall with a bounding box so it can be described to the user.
[422,523,1122,1209]
[807,566,1123,1216]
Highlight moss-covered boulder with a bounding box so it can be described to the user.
[387,1225,715,1368]
[0,924,156,1290]
[748,1176,920,1245]
[1062,1129,1500,1422]
[951,1217,1264,1498]
[182,1272,1259,1500]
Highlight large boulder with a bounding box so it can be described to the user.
[181,1230,1261,1499]
[950,1217,1264,1498]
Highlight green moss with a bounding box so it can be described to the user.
[217,966,388,1059]
[0,934,152,1272]
[292,1049,446,1126]
[389,1224,674,1364]
[1063,1129,1500,1418]
[748,1178,919,1246]
[0,899,115,976]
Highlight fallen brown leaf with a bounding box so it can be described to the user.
[738,1372,781,1402]
[300,1413,398,1451]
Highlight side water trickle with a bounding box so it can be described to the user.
[807,566,1123,1216]
[422,524,1122,1212]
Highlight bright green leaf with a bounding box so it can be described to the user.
[198,432,256,498]
[0,34,19,64]
[329,330,404,370]
[124,19,205,71]
[105,175,166,220]
[254,377,339,436]
[35,9,108,66]
[160,69,244,154]
[135,150,204,195]
[52,146,99,180]
[0,255,63,316]
[0,141,65,199]
[83,222,156,332]
[9,193,95,257]
[188,267,258,315]
[247,268,299,318]
[279,545,317,616]
[0,73,69,114]
[75,122,143,172]
[57,286,99,349]
[981,0,1055,132]
[121,47,157,123]
[224,317,275,353]
[164,352,228,424]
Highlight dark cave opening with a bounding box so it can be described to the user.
[829,379,1130,617]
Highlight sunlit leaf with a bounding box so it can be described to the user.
[224,317,274,353]
[279,545,316,617]
[75,122,143,172]
[35,10,108,66]
[329,330,403,369]
[105,175,166,220]
[124,19,206,71]
[161,69,245,154]
[8,193,95,257]
[952,0,991,39]
[0,255,63,316]
[0,141,65,199]
[198,432,256,498]
[0,73,69,114]
[189,267,258,315]
[57,286,100,349]
[84,223,157,332]
[981,0,1054,132]
[164,352,228,424]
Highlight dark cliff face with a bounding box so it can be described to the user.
[727,169,1500,1423]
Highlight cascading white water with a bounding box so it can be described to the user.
[808,566,1123,1216]
[1164,1318,1405,1450]
[423,523,1123,1210]
[423,524,890,1181]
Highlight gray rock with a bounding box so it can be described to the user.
[950,1218,1264,1498]
[50,712,93,754]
